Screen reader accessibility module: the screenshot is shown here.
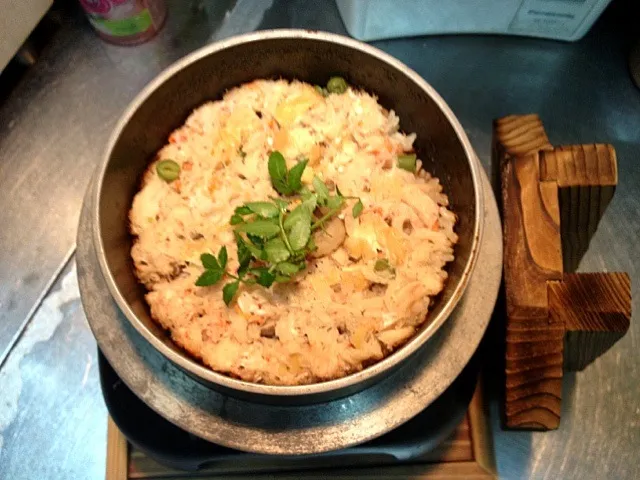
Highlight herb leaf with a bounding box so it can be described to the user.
[326,195,344,210]
[275,262,300,276]
[197,150,364,304]
[235,219,280,238]
[245,201,279,218]
[289,217,311,251]
[235,205,253,215]
[272,198,289,211]
[352,199,364,218]
[255,268,276,287]
[235,234,252,273]
[201,253,220,271]
[265,237,291,264]
[195,269,224,287]
[218,246,228,270]
[312,176,330,204]
[222,281,240,305]
[268,151,290,195]
[287,158,309,192]
[284,203,313,230]
[230,214,244,225]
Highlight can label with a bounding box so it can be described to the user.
[80,0,163,38]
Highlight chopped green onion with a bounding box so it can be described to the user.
[326,76,348,94]
[374,259,392,271]
[397,154,417,173]
[314,85,328,97]
[156,160,181,182]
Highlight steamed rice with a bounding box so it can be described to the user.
[129,79,457,385]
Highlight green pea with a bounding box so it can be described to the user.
[156,159,181,182]
[397,154,417,173]
[326,76,348,94]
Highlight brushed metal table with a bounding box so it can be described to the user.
[0,1,638,479]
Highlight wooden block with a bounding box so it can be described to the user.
[494,114,553,159]
[491,114,553,207]
[501,152,564,430]
[549,272,631,371]
[539,144,617,272]
[496,114,630,432]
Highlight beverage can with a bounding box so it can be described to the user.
[79,0,167,45]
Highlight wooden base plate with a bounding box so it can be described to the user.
[106,381,495,480]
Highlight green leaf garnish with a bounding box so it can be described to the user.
[218,246,228,270]
[235,234,252,273]
[272,198,289,211]
[287,158,309,192]
[275,262,300,276]
[201,253,220,271]
[195,269,223,287]
[268,151,291,195]
[326,195,344,210]
[196,151,364,305]
[235,205,253,215]
[312,176,330,204]
[352,199,364,218]
[230,214,244,225]
[288,217,311,251]
[235,219,280,238]
[255,268,276,287]
[244,201,279,218]
[265,237,291,264]
[222,281,239,306]
[244,237,267,261]
[284,203,313,230]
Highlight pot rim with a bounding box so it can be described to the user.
[93,28,484,398]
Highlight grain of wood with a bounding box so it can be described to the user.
[113,383,494,479]
[106,416,129,480]
[497,117,564,430]
[539,144,617,271]
[493,114,553,159]
[491,114,553,207]
[549,272,631,371]
[496,115,629,431]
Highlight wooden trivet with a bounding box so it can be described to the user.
[106,383,495,480]
[494,114,632,431]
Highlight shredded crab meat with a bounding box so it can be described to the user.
[129,79,457,385]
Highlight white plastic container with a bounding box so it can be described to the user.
[336,0,613,42]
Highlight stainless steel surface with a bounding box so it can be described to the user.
[80,169,500,454]
[93,29,484,402]
[0,0,638,478]
[0,259,107,479]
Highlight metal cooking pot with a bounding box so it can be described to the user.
[93,30,483,403]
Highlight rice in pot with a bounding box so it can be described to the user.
[129,79,457,385]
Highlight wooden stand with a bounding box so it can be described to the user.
[494,115,631,431]
[106,383,496,480]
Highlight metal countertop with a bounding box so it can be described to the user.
[0,1,638,479]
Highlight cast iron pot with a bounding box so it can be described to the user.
[93,30,483,404]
